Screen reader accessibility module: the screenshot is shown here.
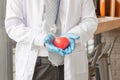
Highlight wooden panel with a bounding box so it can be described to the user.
[110,0,116,17]
[105,0,110,16]
[96,0,100,16]
[100,0,106,16]
[99,0,111,16]
[115,0,120,17]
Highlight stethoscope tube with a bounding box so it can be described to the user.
[55,0,61,24]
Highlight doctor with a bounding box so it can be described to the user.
[5,0,98,80]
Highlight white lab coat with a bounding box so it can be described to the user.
[5,0,98,80]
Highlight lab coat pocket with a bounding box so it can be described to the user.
[71,51,88,74]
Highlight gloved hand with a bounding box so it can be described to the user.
[44,34,66,56]
[61,33,80,55]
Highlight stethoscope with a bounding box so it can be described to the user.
[50,0,61,34]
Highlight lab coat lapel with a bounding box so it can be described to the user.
[63,0,70,33]
[63,0,79,33]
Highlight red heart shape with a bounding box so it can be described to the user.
[53,37,69,50]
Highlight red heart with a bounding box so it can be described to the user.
[53,37,69,50]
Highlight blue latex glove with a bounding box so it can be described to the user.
[44,34,66,56]
[61,33,80,55]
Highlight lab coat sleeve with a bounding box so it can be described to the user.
[5,0,46,48]
[68,0,98,43]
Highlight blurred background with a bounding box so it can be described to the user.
[0,0,120,80]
